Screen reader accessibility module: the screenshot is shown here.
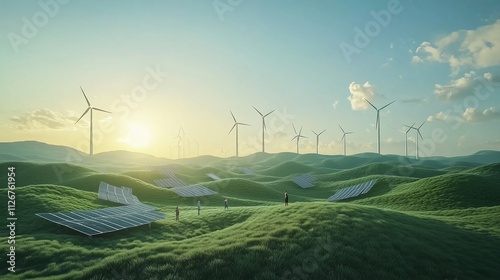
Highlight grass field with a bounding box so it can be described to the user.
[0,151,499,279]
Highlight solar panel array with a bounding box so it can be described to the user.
[170,184,217,197]
[327,179,377,202]
[153,177,187,188]
[36,204,164,236]
[292,174,316,188]
[206,173,221,181]
[241,168,256,175]
[98,182,141,205]
[146,165,179,176]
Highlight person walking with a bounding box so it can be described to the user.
[197,201,201,215]
[175,206,179,221]
[224,198,228,209]
[284,191,289,206]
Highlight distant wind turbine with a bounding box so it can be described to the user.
[291,124,307,154]
[174,127,184,159]
[195,139,199,157]
[75,86,111,156]
[338,125,353,156]
[412,122,425,159]
[365,99,396,154]
[403,123,415,157]
[311,129,326,154]
[253,106,275,153]
[229,111,249,157]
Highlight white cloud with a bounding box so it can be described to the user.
[428,107,500,123]
[412,20,500,75]
[10,109,81,131]
[427,111,462,123]
[484,72,500,83]
[462,107,500,122]
[347,81,384,111]
[434,71,479,101]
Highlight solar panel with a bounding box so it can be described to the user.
[98,182,141,205]
[154,177,187,188]
[36,204,164,236]
[206,173,221,181]
[327,179,377,202]
[146,165,178,177]
[241,168,255,175]
[292,174,315,188]
[170,185,217,197]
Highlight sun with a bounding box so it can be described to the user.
[126,124,151,148]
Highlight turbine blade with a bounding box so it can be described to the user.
[299,126,303,135]
[263,109,275,117]
[346,132,353,134]
[263,120,267,131]
[404,123,415,133]
[418,121,425,129]
[376,112,380,129]
[75,107,90,124]
[338,124,345,133]
[341,134,345,141]
[93,107,111,114]
[80,86,91,106]
[418,130,423,140]
[365,98,377,110]
[229,111,236,122]
[291,136,298,141]
[299,135,308,139]
[229,123,237,134]
[312,130,318,136]
[319,129,326,135]
[380,100,396,110]
[253,106,263,116]
[292,123,297,134]
[238,122,250,126]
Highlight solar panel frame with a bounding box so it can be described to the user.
[241,168,256,175]
[154,177,187,188]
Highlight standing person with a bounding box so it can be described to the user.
[224,198,228,209]
[284,191,289,206]
[197,200,201,215]
[175,206,179,221]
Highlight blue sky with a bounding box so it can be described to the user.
[1,0,500,158]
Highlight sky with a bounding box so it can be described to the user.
[1,0,500,159]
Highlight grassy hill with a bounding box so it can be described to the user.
[0,149,499,279]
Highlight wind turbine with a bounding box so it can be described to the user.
[228,111,249,157]
[311,129,326,154]
[291,124,307,154]
[338,125,353,156]
[403,123,415,157]
[174,127,184,159]
[75,86,111,156]
[195,139,199,157]
[412,122,425,159]
[365,99,396,154]
[252,106,275,153]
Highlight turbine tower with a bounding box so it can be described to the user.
[75,86,111,156]
[253,106,275,153]
[311,129,326,154]
[412,122,425,159]
[291,124,307,154]
[174,127,184,159]
[365,99,396,154]
[338,125,353,156]
[403,123,415,157]
[228,111,249,157]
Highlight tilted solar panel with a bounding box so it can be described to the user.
[36,204,163,236]
[170,185,218,197]
[327,179,377,202]
[292,174,316,188]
